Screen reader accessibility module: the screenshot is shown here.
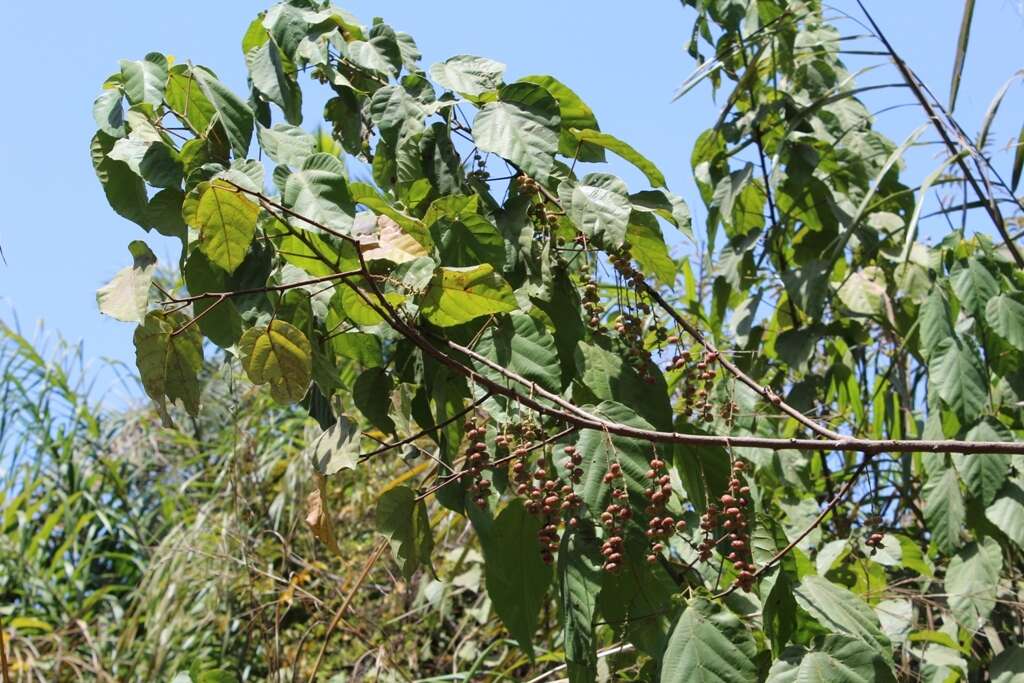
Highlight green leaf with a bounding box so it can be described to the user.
[194,180,260,274]
[559,173,632,249]
[90,131,149,228]
[576,401,659,517]
[376,486,433,580]
[782,259,831,319]
[368,85,425,146]
[626,212,676,286]
[660,598,758,683]
[331,331,382,368]
[472,82,560,181]
[520,75,604,162]
[762,571,798,656]
[478,500,552,657]
[346,30,402,78]
[946,537,1002,628]
[108,136,184,189]
[558,530,602,683]
[766,635,896,683]
[430,55,506,97]
[93,88,126,138]
[836,267,888,318]
[922,464,965,554]
[792,576,892,655]
[991,645,1024,683]
[986,477,1024,550]
[96,241,157,323]
[928,337,988,422]
[182,250,242,348]
[598,540,677,658]
[246,41,302,124]
[425,195,505,268]
[354,367,396,434]
[919,287,955,361]
[575,342,672,430]
[193,66,255,157]
[630,189,693,240]
[238,320,312,404]
[283,153,355,234]
[673,425,731,514]
[474,313,563,393]
[165,65,218,138]
[952,420,1012,505]
[307,416,361,476]
[257,123,316,167]
[420,265,518,327]
[986,294,1024,352]
[336,282,402,327]
[120,52,168,107]
[133,311,204,416]
[951,257,998,318]
[569,128,666,188]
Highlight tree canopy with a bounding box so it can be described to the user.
[80,0,1024,679]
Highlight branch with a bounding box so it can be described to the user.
[0,612,10,683]
[207,181,1024,459]
[161,269,363,306]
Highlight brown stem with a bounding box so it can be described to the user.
[162,270,363,306]
[307,540,388,683]
[401,314,1024,455]
[0,612,9,683]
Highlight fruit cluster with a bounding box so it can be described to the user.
[668,344,722,423]
[462,420,492,508]
[643,457,685,563]
[599,462,631,573]
[504,426,585,564]
[721,460,754,591]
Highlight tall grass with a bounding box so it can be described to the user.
[0,323,574,681]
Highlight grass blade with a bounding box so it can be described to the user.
[949,0,976,112]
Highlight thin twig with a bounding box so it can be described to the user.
[307,540,388,683]
[357,393,492,462]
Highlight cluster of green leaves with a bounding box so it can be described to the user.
[85,0,1024,679]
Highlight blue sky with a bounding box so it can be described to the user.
[0,1,1021,401]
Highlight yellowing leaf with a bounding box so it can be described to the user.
[420,264,518,327]
[196,180,260,273]
[239,319,312,404]
[362,215,429,264]
[306,474,340,555]
[96,241,157,322]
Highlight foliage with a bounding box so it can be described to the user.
[75,0,1024,679]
